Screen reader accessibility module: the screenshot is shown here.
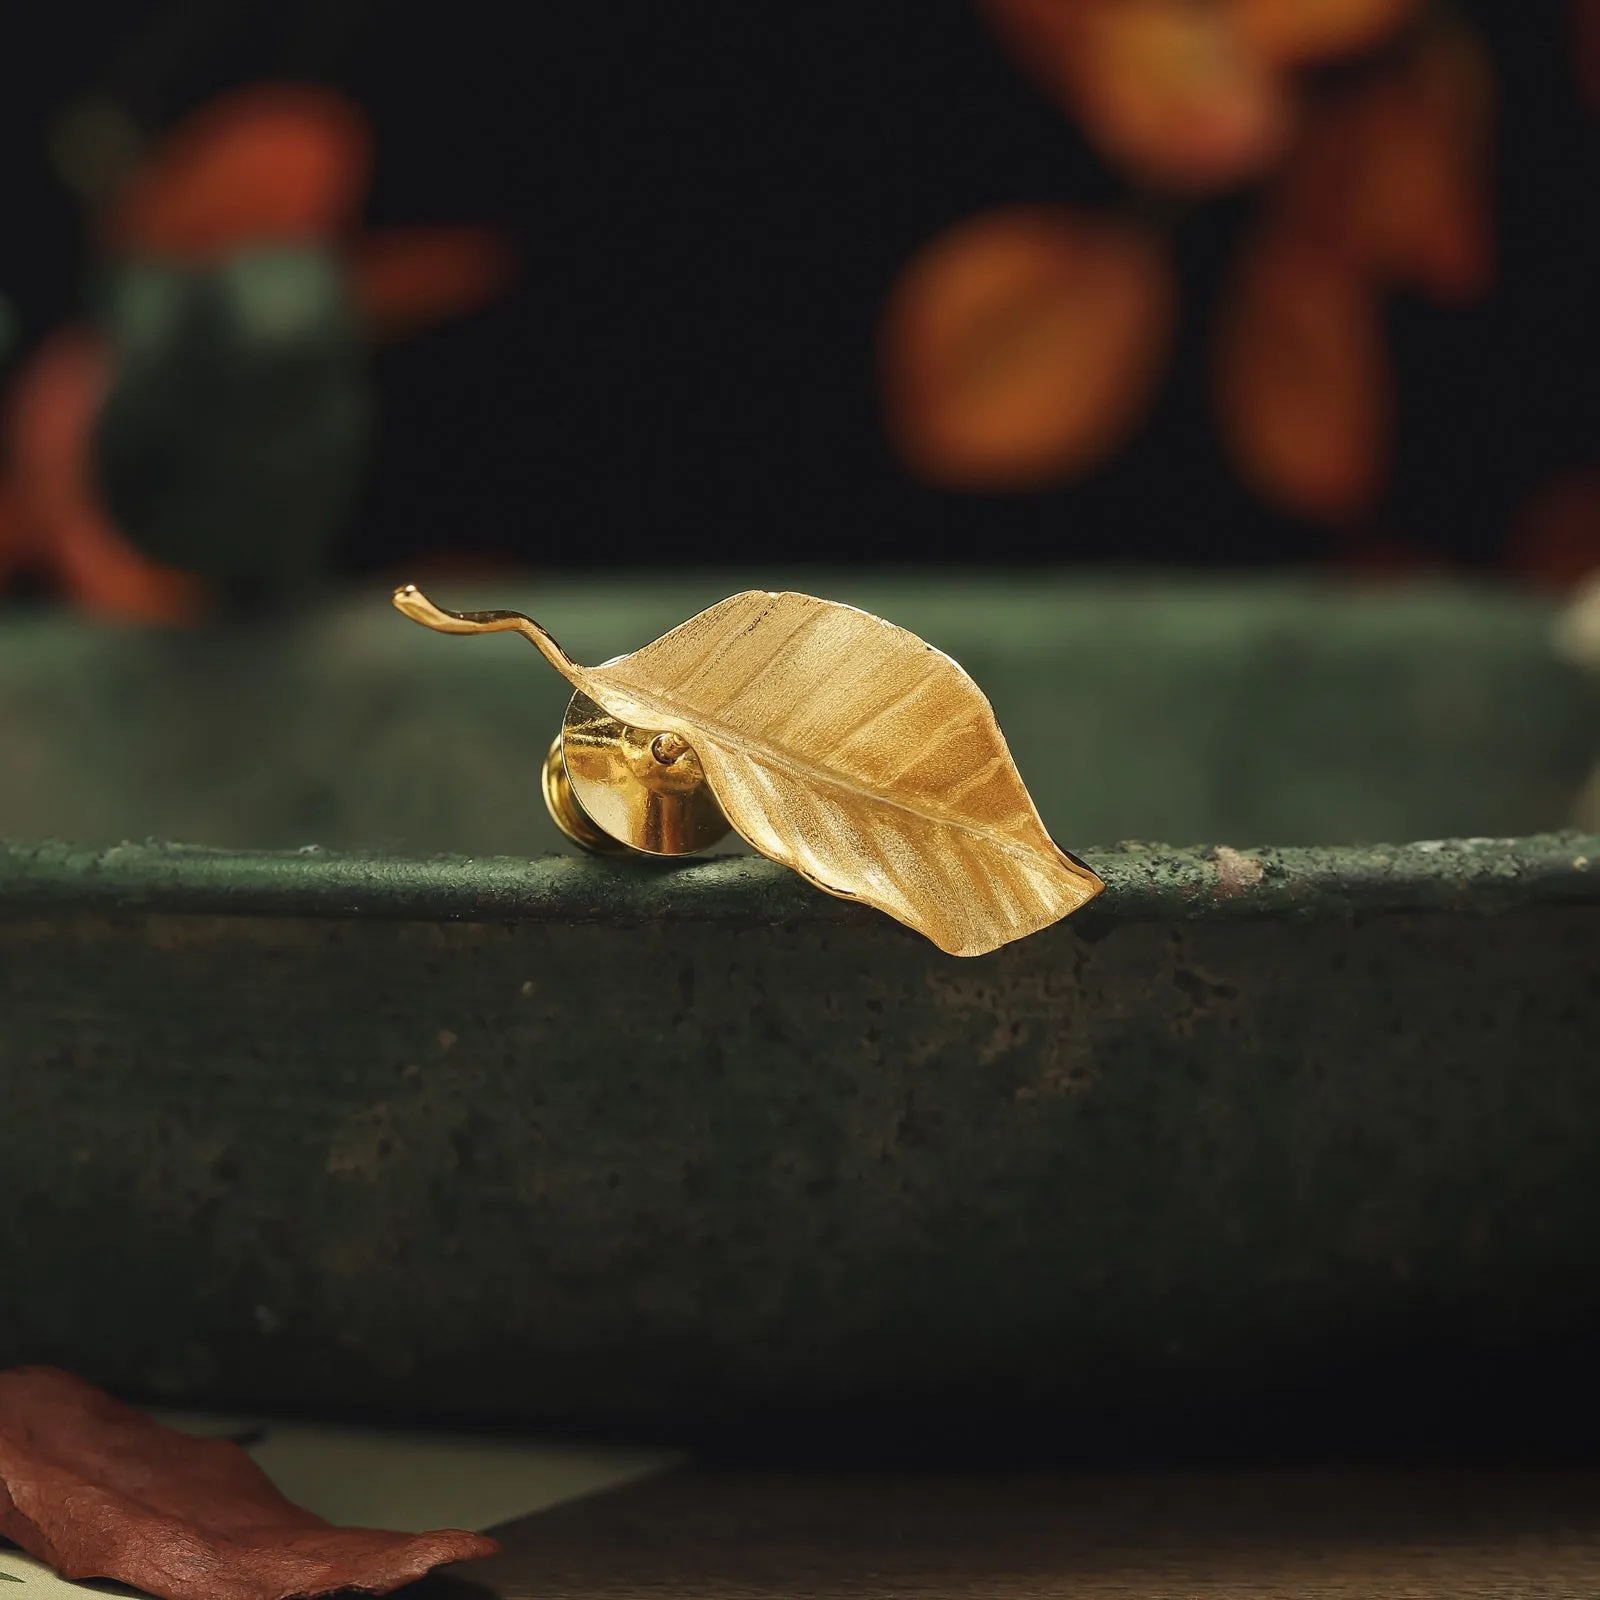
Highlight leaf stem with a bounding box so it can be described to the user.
[391,585,585,689]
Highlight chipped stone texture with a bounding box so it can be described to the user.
[1209,845,1265,895]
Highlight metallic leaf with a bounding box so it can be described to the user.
[398,586,1103,955]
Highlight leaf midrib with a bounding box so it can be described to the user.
[586,671,1073,877]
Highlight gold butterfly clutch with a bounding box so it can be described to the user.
[395,585,1103,956]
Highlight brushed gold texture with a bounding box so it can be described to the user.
[393,584,1104,955]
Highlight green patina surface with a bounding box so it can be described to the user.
[0,575,1592,854]
[0,832,1595,925]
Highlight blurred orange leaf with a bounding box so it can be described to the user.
[1575,0,1600,113]
[107,85,371,257]
[1216,233,1389,519]
[1509,472,1600,589]
[882,205,1172,487]
[1400,20,1495,298]
[349,228,515,338]
[42,495,208,623]
[1229,0,1424,65]
[1271,21,1493,302]
[1,331,204,622]
[979,0,1291,191]
[0,486,20,588]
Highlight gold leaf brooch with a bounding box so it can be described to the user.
[394,585,1104,956]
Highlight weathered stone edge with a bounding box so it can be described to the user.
[0,833,1595,930]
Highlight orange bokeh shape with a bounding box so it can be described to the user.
[1229,0,1425,65]
[1510,473,1600,589]
[106,84,371,257]
[980,0,1291,190]
[0,331,206,623]
[1,82,516,619]
[977,0,1423,194]
[882,205,1172,487]
[1215,232,1390,520]
[1271,21,1494,303]
[348,227,516,338]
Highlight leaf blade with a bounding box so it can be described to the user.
[581,591,1103,956]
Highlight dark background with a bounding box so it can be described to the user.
[2,1,1595,574]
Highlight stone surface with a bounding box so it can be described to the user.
[1,577,1596,1444]
[0,834,1594,1442]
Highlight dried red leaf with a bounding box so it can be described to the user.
[106,85,371,258]
[882,205,1172,487]
[0,1368,499,1600]
[979,0,1292,191]
[1228,0,1424,65]
[1215,231,1390,519]
[349,227,516,338]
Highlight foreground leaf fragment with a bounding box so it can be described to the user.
[0,1368,498,1600]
